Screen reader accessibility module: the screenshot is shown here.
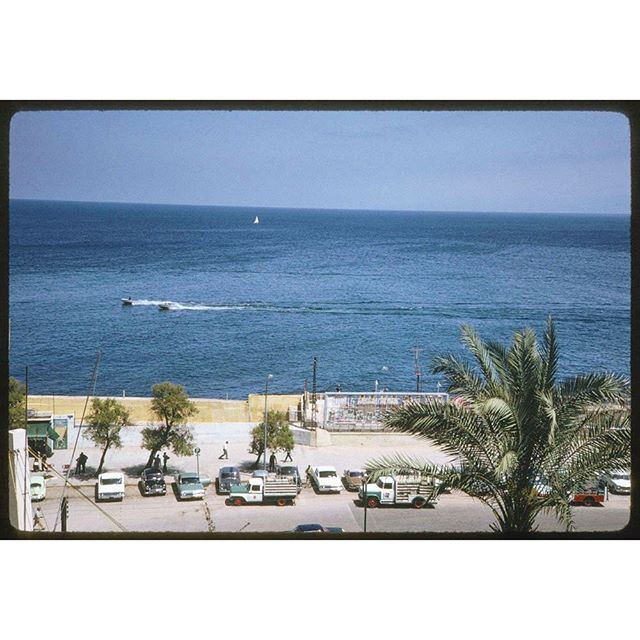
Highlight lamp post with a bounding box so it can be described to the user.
[194,447,201,477]
[263,374,273,471]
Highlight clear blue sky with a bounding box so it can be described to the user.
[10,109,630,213]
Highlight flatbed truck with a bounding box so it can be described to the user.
[225,476,298,506]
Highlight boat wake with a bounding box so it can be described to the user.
[142,300,443,316]
[123,299,171,307]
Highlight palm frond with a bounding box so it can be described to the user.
[540,316,559,391]
[432,354,487,400]
[460,324,498,388]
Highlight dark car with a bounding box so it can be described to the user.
[139,468,167,496]
[277,465,302,493]
[292,523,344,533]
[217,466,241,494]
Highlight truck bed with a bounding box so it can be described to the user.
[263,478,298,496]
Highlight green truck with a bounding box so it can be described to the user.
[359,474,440,509]
[226,476,298,506]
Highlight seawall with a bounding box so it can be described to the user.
[28,393,302,424]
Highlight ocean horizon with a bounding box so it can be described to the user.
[9,199,630,399]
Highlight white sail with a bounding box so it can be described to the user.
[253,216,260,224]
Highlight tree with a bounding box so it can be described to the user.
[85,397,131,475]
[366,319,630,533]
[141,382,197,467]
[9,377,27,429]
[248,410,294,467]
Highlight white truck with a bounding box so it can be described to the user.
[225,475,298,506]
[358,474,440,509]
[307,465,342,493]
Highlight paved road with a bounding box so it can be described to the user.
[35,483,631,534]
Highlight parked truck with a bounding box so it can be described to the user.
[358,474,440,509]
[225,475,298,506]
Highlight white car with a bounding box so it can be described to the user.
[308,465,342,493]
[603,471,631,494]
[96,472,126,501]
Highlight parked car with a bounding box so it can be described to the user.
[277,465,302,492]
[601,470,631,494]
[342,469,366,491]
[307,465,342,493]
[96,472,125,502]
[30,475,46,502]
[176,472,206,500]
[217,466,241,493]
[139,468,166,496]
[291,523,344,533]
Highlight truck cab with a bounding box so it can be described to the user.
[362,476,397,504]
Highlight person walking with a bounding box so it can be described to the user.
[283,447,293,462]
[74,457,81,476]
[153,454,161,470]
[268,452,277,472]
[78,452,88,474]
[33,507,46,531]
[218,441,229,460]
[162,452,170,473]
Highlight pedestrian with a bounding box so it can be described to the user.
[162,452,169,473]
[218,441,229,460]
[78,452,88,474]
[33,507,46,531]
[269,452,277,472]
[283,448,293,462]
[153,454,161,470]
[74,457,81,476]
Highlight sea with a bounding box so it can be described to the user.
[9,199,630,399]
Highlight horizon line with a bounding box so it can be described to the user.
[9,197,631,217]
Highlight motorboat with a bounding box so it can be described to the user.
[121,298,134,305]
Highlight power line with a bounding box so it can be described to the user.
[29,446,127,532]
[53,351,101,531]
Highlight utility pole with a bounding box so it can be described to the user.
[411,341,422,393]
[23,366,29,529]
[311,356,317,428]
[61,497,68,532]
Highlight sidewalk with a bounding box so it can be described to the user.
[41,426,450,487]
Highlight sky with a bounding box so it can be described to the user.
[9,109,630,214]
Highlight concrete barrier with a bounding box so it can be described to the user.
[29,393,302,425]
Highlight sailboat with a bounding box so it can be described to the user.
[253,216,260,224]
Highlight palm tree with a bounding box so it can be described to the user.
[366,318,630,532]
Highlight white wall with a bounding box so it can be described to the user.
[8,429,33,532]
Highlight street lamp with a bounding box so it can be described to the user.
[194,447,201,477]
[263,374,273,471]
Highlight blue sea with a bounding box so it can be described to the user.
[9,200,630,398]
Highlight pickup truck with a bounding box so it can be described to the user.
[359,474,440,509]
[226,476,298,506]
[307,465,342,493]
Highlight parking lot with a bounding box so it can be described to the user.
[36,479,631,534]
[28,428,630,535]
